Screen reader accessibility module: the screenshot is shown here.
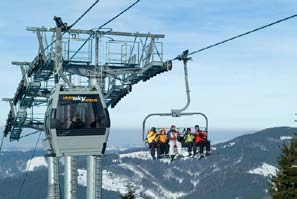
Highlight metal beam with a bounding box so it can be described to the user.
[3,98,48,104]
[11,61,31,66]
[26,27,165,38]
[2,98,13,102]
[58,71,74,87]
[36,30,46,58]
[20,65,28,86]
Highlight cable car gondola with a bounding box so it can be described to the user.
[44,84,110,157]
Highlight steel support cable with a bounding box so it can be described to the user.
[0,134,4,153]
[69,0,100,29]
[70,0,142,60]
[16,131,42,199]
[173,14,297,59]
[19,130,41,139]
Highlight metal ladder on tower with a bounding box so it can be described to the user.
[95,156,102,199]
[71,157,77,199]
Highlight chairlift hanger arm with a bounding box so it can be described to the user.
[171,50,192,115]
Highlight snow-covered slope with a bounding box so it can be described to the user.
[25,156,48,172]
[247,163,278,177]
[0,126,296,199]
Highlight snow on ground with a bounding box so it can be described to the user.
[106,145,128,152]
[103,165,156,199]
[77,169,87,187]
[119,151,151,160]
[190,171,200,178]
[78,168,141,196]
[222,142,235,149]
[191,179,199,187]
[143,189,160,199]
[119,163,146,179]
[5,168,15,177]
[164,169,184,184]
[211,163,221,172]
[211,140,228,145]
[112,159,121,164]
[247,163,278,177]
[233,156,243,165]
[77,168,134,195]
[151,181,188,199]
[259,145,268,151]
[280,136,292,141]
[25,156,48,171]
[119,148,191,161]
[159,158,172,164]
[119,163,189,199]
[102,170,132,194]
[68,149,193,199]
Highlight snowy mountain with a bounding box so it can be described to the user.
[0,126,296,199]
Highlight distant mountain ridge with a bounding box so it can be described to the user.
[0,126,296,199]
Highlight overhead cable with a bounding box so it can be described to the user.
[16,131,42,199]
[19,130,42,139]
[179,14,297,58]
[70,0,142,60]
[97,0,141,30]
[0,134,4,153]
[69,0,100,29]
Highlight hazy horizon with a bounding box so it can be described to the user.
[1,126,265,151]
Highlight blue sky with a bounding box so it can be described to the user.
[1,0,297,133]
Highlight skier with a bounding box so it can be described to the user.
[159,128,169,157]
[193,125,211,158]
[184,128,194,156]
[167,125,181,161]
[147,127,161,159]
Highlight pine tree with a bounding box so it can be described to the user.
[120,183,137,199]
[269,134,297,199]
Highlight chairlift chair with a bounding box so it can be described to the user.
[142,112,208,148]
[142,50,209,149]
